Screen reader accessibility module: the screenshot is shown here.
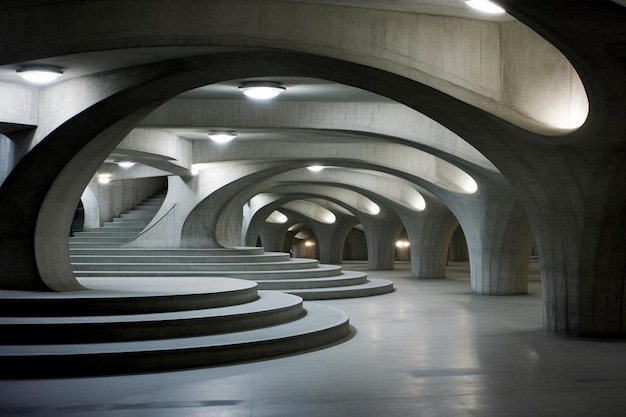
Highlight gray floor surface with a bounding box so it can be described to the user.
[2,261,626,417]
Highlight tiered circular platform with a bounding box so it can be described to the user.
[0,278,350,378]
[69,193,394,299]
[71,248,393,299]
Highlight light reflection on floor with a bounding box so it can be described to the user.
[3,261,626,417]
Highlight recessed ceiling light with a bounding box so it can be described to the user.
[208,131,237,143]
[16,65,64,84]
[239,81,286,100]
[116,161,135,168]
[307,165,325,172]
[465,0,505,14]
[97,174,111,184]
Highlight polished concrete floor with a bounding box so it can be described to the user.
[3,261,626,417]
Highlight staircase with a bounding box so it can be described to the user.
[69,192,166,248]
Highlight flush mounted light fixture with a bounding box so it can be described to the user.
[116,161,135,168]
[208,131,237,143]
[307,165,325,172]
[465,0,505,14]
[238,81,286,100]
[16,65,64,84]
[97,174,111,184]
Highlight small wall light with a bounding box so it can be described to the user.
[239,81,286,100]
[395,240,410,248]
[16,65,64,84]
[208,131,237,143]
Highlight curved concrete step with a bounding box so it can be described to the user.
[69,252,291,264]
[72,231,140,238]
[71,258,320,272]
[0,277,258,317]
[69,247,267,256]
[283,278,395,300]
[71,264,345,279]
[70,237,131,243]
[0,303,350,378]
[1,290,304,344]
[256,271,369,290]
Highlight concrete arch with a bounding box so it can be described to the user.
[79,185,100,230]
[0,29,622,337]
[1,0,587,134]
[246,190,401,268]
[263,181,459,281]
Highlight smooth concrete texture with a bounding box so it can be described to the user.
[0,0,624,341]
[4,262,626,416]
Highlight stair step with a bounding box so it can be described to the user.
[1,290,303,344]
[69,253,291,263]
[0,277,258,317]
[71,258,320,272]
[68,247,267,256]
[282,278,395,300]
[71,264,344,279]
[256,271,368,290]
[0,302,350,378]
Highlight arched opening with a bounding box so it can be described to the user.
[291,229,319,259]
[394,228,410,262]
[448,226,469,262]
[343,227,367,261]
[69,200,84,237]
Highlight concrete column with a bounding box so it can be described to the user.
[359,208,404,270]
[444,184,533,295]
[398,199,459,279]
[299,212,358,264]
[257,223,290,252]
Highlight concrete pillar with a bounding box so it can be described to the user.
[359,208,404,270]
[257,223,290,252]
[297,211,358,264]
[398,199,459,279]
[447,185,533,295]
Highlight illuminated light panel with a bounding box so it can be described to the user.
[208,131,237,143]
[462,177,479,194]
[266,210,288,224]
[17,66,63,84]
[116,161,135,168]
[465,0,505,14]
[307,165,325,172]
[239,81,285,100]
[97,174,111,184]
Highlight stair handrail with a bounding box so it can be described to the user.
[122,203,177,244]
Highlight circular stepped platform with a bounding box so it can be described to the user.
[72,263,345,279]
[71,257,320,272]
[282,279,395,300]
[69,251,291,264]
[0,278,351,378]
[68,245,395,300]
[69,247,267,256]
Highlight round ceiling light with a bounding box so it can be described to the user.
[16,65,64,84]
[465,0,505,14]
[239,81,286,100]
[307,165,325,172]
[208,131,237,143]
[97,174,111,184]
[116,161,135,168]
